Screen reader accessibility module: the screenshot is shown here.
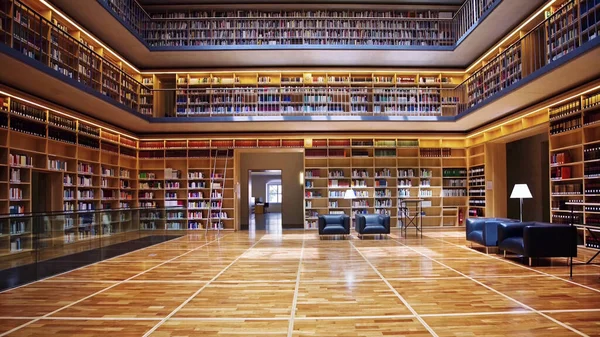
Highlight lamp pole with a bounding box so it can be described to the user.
[520,197,523,222]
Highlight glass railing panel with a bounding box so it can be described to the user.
[0,208,183,290]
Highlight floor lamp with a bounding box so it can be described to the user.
[510,184,532,222]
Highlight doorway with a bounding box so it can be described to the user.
[237,150,304,230]
[248,170,282,231]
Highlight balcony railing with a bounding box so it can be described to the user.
[0,0,598,120]
[454,0,593,113]
[0,208,186,290]
[98,0,500,48]
[165,86,462,118]
[0,0,151,113]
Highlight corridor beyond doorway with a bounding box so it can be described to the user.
[248,213,283,233]
[239,151,305,230]
[246,170,282,231]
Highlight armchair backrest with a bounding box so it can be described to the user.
[318,214,350,233]
[362,214,383,225]
[523,223,577,257]
[320,214,348,226]
[355,214,391,231]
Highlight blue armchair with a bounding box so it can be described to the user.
[355,214,391,237]
[497,221,577,265]
[466,217,518,253]
[318,214,350,237]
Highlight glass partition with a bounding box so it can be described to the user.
[0,208,184,291]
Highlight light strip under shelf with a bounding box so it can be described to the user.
[0,90,139,140]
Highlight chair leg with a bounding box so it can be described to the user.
[503,250,506,258]
[529,258,532,267]
[485,247,489,254]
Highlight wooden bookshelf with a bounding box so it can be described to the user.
[143,9,455,48]
[580,0,600,44]
[549,87,600,250]
[546,1,580,64]
[303,137,468,229]
[3,0,599,124]
[137,140,235,231]
[140,75,155,116]
[172,71,464,117]
[0,94,139,256]
[4,0,151,115]
[467,143,486,217]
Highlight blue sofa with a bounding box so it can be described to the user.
[318,214,350,237]
[466,217,518,253]
[355,214,390,237]
[497,221,577,265]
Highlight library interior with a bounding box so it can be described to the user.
[0,0,599,335]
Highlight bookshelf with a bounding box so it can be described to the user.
[546,1,580,64]
[172,72,464,117]
[140,75,155,116]
[0,94,140,256]
[137,140,235,231]
[3,0,151,115]
[580,0,600,44]
[3,0,599,124]
[304,137,468,229]
[549,88,600,251]
[143,9,455,48]
[468,143,486,217]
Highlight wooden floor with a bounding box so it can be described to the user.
[0,229,599,336]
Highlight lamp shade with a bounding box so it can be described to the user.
[344,189,356,199]
[510,184,532,199]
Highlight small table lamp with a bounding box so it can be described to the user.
[344,189,356,199]
[510,184,532,222]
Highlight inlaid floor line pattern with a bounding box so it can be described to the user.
[428,233,600,294]
[287,234,305,337]
[0,232,233,337]
[1,230,598,336]
[20,273,597,286]
[140,235,267,337]
[388,236,592,337]
[348,240,440,337]
[3,307,600,322]
[0,234,190,295]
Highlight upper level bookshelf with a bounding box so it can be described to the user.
[1,0,152,114]
[143,9,455,48]
[170,71,464,117]
[99,0,502,48]
[1,0,599,122]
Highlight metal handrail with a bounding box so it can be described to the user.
[0,206,182,219]
[453,0,580,113]
[99,0,502,46]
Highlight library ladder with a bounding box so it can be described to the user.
[206,149,229,235]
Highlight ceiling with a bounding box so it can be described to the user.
[138,0,465,5]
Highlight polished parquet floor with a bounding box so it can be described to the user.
[0,229,599,337]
